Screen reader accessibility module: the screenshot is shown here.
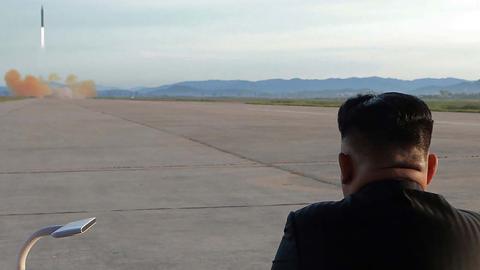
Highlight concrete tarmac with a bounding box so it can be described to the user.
[0,99,479,269]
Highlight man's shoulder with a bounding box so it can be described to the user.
[291,200,347,228]
[406,189,480,223]
[458,208,480,222]
[294,200,345,215]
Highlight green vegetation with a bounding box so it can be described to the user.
[96,96,346,106]
[247,98,480,113]
[95,96,243,103]
[246,99,344,107]
[424,99,480,113]
[0,96,27,102]
[96,96,480,113]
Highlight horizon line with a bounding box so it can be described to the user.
[1,75,478,89]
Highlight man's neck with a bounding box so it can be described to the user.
[353,167,427,194]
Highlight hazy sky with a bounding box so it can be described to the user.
[1,0,480,87]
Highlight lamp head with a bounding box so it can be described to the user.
[51,217,96,238]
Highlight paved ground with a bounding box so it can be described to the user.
[0,98,479,269]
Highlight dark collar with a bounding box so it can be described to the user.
[357,179,423,194]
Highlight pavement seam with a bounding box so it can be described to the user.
[72,102,340,187]
[0,161,340,175]
[0,161,341,175]
[0,163,262,175]
[0,202,313,217]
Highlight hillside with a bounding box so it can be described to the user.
[0,86,10,96]
[100,77,471,98]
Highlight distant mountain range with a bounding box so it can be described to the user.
[0,86,9,96]
[4,77,480,98]
[104,77,478,98]
[413,80,480,95]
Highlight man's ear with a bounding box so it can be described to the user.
[426,153,438,185]
[339,153,354,185]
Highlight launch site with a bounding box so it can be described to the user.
[1,1,480,269]
[0,98,479,269]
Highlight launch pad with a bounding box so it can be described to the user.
[0,98,479,269]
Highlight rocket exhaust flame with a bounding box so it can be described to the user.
[4,70,97,99]
[40,6,45,48]
[5,8,97,98]
[41,27,45,48]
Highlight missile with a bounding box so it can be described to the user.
[40,5,45,48]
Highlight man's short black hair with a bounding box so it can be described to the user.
[338,92,434,153]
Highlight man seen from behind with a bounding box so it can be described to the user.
[272,92,480,270]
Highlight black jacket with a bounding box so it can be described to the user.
[272,179,480,270]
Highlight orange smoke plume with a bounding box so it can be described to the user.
[48,73,61,82]
[4,69,97,99]
[4,69,51,97]
[65,74,97,98]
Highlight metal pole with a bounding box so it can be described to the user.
[17,225,62,270]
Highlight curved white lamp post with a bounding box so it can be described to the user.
[17,217,96,270]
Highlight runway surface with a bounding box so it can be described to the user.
[0,98,479,269]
